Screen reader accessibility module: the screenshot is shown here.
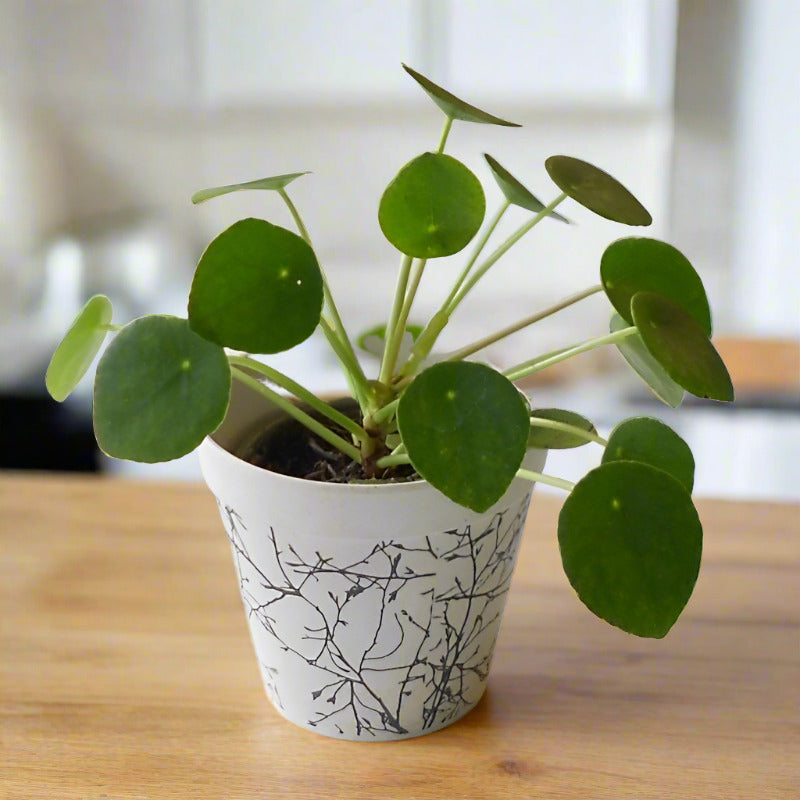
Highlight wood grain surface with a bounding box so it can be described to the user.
[1,473,797,799]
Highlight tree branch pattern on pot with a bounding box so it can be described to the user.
[217,494,531,738]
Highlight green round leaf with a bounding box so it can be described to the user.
[379,153,486,258]
[558,461,702,638]
[601,237,712,336]
[484,154,569,221]
[631,292,734,402]
[188,218,323,353]
[93,315,231,462]
[611,313,685,407]
[545,155,652,226]
[397,361,530,513]
[402,64,521,127]
[529,408,597,449]
[191,172,310,204]
[46,294,113,402]
[602,417,695,492]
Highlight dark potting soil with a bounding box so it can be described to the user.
[237,399,419,484]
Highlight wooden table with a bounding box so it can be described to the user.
[1,473,797,799]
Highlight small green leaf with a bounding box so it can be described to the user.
[602,417,695,492]
[46,294,113,402]
[188,218,323,353]
[545,155,652,226]
[379,153,486,258]
[191,172,310,204]
[397,361,530,513]
[601,237,712,336]
[611,313,685,408]
[558,461,702,638]
[529,408,597,449]
[402,64,521,127]
[93,316,231,462]
[484,154,569,221]
[631,292,734,402]
[357,323,423,357]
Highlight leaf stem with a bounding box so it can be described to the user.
[530,416,609,447]
[230,367,363,463]
[504,325,639,383]
[228,355,370,444]
[447,191,569,315]
[446,284,604,362]
[379,253,414,384]
[278,187,370,406]
[370,397,400,426]
[375,452,412,469]
[436,116,454,154]
[516,468,575,493]
[397,258,428,335]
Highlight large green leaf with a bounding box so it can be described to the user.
[632,292,734,402]
[611,313,685,408]
[93,316,230,462]
[484,154,569,221]
[545,156,652,226]
[191,172,310,204]
[397,361,530,513]
[46,294,113,402]
[558,461,702,638]
[601,237,712,335]
[402,64,521,127]
[379,153,486,258]
[188,218,323,353]
[602,417,695,493]
[529,408,597,449]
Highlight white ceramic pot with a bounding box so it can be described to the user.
[198,381,546,741]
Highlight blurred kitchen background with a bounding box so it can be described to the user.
[0,0,798,498]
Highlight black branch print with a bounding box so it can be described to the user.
[217,492,531,738]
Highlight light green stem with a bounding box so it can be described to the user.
[371,397,400,426]
[443,200,510,313]
[399,201,510,379]
[530,417,608,447]
[278,187,370,405]
[446,284,604,362]
[375,452,412,469]
[228,355,369,444]
[397,258,428,336]
[230,367,363,463]
[379,253,414,384]
[319,318,370,410]
[436,116,454,154]
[504,326,638,383]
[517,468,575,493]
[447,192,569,315]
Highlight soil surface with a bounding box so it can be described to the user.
[237,400,418,484]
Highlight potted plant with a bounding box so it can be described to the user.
[45,65,733,741]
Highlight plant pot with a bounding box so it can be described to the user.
[198,380,546,741]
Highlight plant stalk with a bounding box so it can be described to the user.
[399,201,510,379]
[279,187,370,405]
[504,325,639,383]
[230,367,363,463]
[516,468,575,493]
[228,355,370,444]
[379,253,415,384]
[436,116,454,154]
[446,284,604,362]
[447,191,569,315]
[529,416,609,447]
